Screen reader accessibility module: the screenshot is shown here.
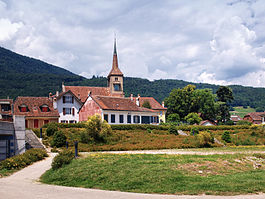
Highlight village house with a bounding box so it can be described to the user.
[58,39,165,124]
[13,97,59,128]
[230,115,242,124]
[0,99,13,122]
[243,112,265,124]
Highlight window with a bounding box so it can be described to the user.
[63,96,74,104]
[141,116,150,124]
[104,114,108,122]
[127,115,131,123]
[69,120,76,123]
[63,108,72,115]
[133,115,140,123]
[61,120,68,123]
[115,77,118,81]
[40,105,49,112]
[44,120,49,124]
[19,105,28,112]
[34,119,39,128]
[1,104,11,112]
[114,84,121,91]
[119,115,124,123]
[111,114,115,123]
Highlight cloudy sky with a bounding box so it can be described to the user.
[1,0,265,87]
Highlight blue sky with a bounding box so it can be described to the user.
[0,0,265,87]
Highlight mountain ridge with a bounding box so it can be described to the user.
[1,46,265,109]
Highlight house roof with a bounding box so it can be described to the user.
[199,120,216,126]
[243,112,265,121]
[56,90,83,104]
[0,99,13,115]
[14,97,59,117]
[65,86,112,103]
[230,115,242,122]
[92,96,158,112]
[130,97,167,110]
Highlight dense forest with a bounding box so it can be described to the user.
[1,46,265,109]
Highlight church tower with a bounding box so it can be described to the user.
[108,38,124,97]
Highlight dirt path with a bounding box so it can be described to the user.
[0,152,265,199]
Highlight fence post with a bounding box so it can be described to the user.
[74,141,78,158]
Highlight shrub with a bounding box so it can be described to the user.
[196,131,213,147]
[84,115,112,142]
[147,128,152,133]
[222,131,231,143]
[0,149,48,170]
[190,127,199,136]
[184,113,202,125]
[46,122,58,136]
[167,113,180,123]
[237,120,252,126]
[51,150,75,170]
[168,126,178,135]
[51,131,67,147]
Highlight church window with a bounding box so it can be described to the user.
[114,84,121,91]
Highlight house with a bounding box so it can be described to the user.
[243,112,265,124]
[130,95,167,123]
[79,95,160,124]
[53,90,82,123]
[13,97,59,128]
[61,39,161,124]
[259,113,265,125]
[0,99,13,122]
[230,115,242,124]
[199,120,216,126]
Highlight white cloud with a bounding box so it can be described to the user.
[0,0,265,88]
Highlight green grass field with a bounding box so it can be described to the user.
[230,106,256,118]
[41,153,265,195]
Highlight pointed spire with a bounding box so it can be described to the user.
[108,36,123,77]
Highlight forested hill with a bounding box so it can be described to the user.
[0,46,84,98]
[1,46,265,109]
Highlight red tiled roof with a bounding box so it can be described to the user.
[0,99,13,115]
[131,97,167,110]
[244,112,265,121]
[199,120,216,126]
[230,115,242,122]
[65,86,112,103]
[14,97,59,117]
[93,96,158,112]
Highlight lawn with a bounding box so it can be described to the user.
[41,153,265,195]
[230,106,256,118]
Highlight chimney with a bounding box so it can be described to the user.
[130,94,133,101]
[62,82,65,92]
[136,94,140,106]
[162,101,165,108]
[56,91,59,97]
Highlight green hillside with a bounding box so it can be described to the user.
[0,46,265,110]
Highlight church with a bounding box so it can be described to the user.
[54,39,166,124]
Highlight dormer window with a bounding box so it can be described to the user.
[40,104,49,112]
[63,96,74,104]
[1,104,11,112]
[19,104,29,112]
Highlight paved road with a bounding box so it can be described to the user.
[0,152,265,199]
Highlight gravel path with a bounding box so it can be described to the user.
[0,152,265,199]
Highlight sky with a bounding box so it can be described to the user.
[1,0,265,87]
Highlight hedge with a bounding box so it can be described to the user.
[0,149,48,170]
[42,123,87,128]
[111,124,253,131]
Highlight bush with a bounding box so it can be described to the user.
[51,130,67,147]
[196,131,213,147]
[46,122,58,136]
[84,115,112,142]
[168,126,178,135]
[0,149,48,170]
[167,113,180,123]
[51,150,75,170]
[222,131,231,143]
[237,120,252,126]
[184,113,202,125]
[190,127,199,136]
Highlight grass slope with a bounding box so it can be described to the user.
[41,153,265,195]
[230,106,256,118]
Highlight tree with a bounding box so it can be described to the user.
[167,113,180,123]
[165,85,217,121]
[142,100,151,109]
[216,86,234,123]
[184,112,202,125]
